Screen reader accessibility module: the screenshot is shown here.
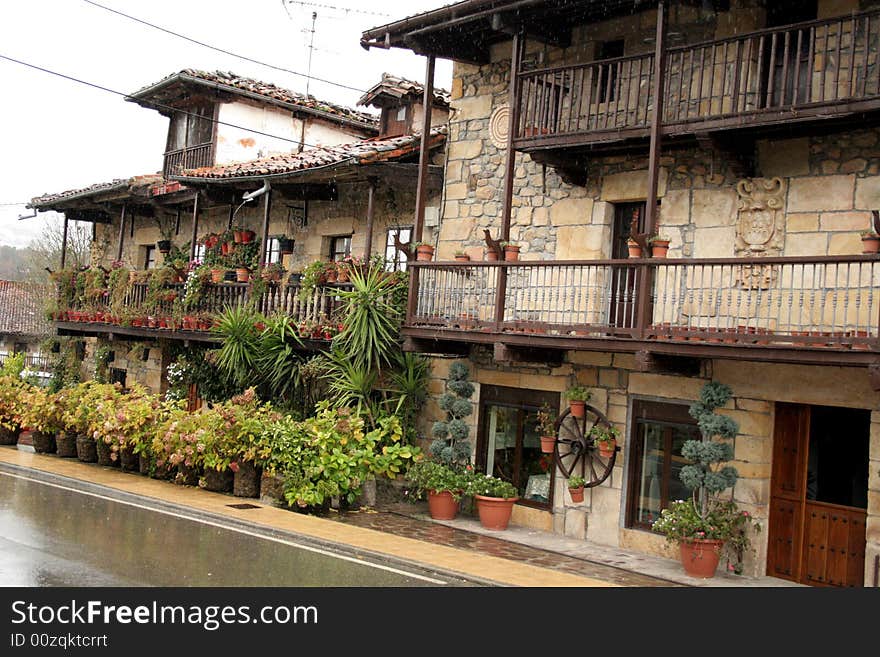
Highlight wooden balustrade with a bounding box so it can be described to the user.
[408,256,880,351]
[515,9,880,146]
[58,281,352,337]
[162,142,214,177]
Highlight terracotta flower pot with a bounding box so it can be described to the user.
[679,538,724,578]
[569,400,586,418]
[474,494,518,530]
[568,486,585,503]
[650,240,670,258]
[235,267,250,283]
[503,244,520,261]
[861,235,880,254]
[454,254,470,262]
[540,435,556,454]
[416,245,435,262]
[210,268,224,283]
[485,249,499,261]
[627,240,642,258]
[426,490,460,520]
[597,440,616,458]
[240,230,256,244]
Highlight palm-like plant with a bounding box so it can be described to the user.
[333,265,403,370]
[256,314,305,404]
[323,348,380,425]
[212,305,263,387]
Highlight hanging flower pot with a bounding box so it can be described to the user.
[157,240,172,254]
[568,485,585,503]
[540,435,556,454]
[597,439,617,458]
[241,230,256,244]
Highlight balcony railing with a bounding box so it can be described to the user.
[407,256,880,352]
[55,281,351,339]
[162,142,213,178]
[516,9,880,147]
[0,353,50,371]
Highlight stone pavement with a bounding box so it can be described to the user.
[0,446,800,587]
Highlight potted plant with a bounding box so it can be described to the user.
[627,237,643,258]
[464,470,519,530]
[405,459,467,520]
[651,382,760,578]
[413,241,435,261]
[861,230,880,254]
[648,234,671,258]
[565,385,591,418]
[536,403,557,454]
[500,241,520,261]
[567,474,586,503]
[260,262,285,283]
[454,250,471,262]
[590,424,620,458]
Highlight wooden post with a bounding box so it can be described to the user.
[364,178,376,261]
[412,54,436,243]
[260,185,272,266]
[493,31,524,331]
[636,1,667,335]
[189,193,200,262]
[407,54,436,325]
[115,204,127,262]
[60,215,69,269]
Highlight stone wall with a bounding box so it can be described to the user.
[420,348,880,579]
[83,338,169,395]
[94,179,441,276]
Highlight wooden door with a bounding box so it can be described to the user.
[767,403,867,587]
[609,203,644,330]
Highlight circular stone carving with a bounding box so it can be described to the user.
[489,104,510,149]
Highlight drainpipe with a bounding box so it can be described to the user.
[60,215,69,269]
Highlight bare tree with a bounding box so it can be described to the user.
[25,215,92,281]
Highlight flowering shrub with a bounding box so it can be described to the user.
[462,470,518,499]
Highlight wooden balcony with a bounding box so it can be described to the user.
[53,281,350,346]
[404,256,880,367]
[162,142,213,178]
[515,10,880,151]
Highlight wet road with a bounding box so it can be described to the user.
[0,471,473,587]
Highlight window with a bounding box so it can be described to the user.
[109,368,127,387]
[13,343,27,355]
[626,400,700,530]
[329,235,352,262]
[265,238,281,265]
[476,386,560,508]
[144,246,156,270]
[385,226,412,272]
[194,243,206,263]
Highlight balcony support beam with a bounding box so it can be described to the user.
[115,204,127,263]
[189,193,199,263]
[60,215,68,269]
[259,186,272,266]
[364,177,376,261]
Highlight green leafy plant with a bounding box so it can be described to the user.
[463,470,518,499]
[536,403,556,436]
[589,424,620,449]
[405,459,468,500]
[567,474,586,489]
[565,385,591,402]
[212,305,263,388]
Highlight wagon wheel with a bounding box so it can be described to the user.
[553,404,618,487]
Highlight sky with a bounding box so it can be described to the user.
[0,0,454,248]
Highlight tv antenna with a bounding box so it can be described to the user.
[305,11,317,97]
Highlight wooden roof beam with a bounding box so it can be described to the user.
[491,13,570,48]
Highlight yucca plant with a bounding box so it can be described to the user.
[256,313,306,404]
[333,265,402,371]
[212,305,263,388]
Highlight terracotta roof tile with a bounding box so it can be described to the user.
[358,73,451,108]
[0,281,52,337]
[128,69,379,130]
[29,174,165,208]
[172,128,446,181]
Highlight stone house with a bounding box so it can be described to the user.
[362,0,880,585]
[0,280,52,381]
[28,69,449,395]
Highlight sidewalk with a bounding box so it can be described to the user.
[0,445,799,587]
